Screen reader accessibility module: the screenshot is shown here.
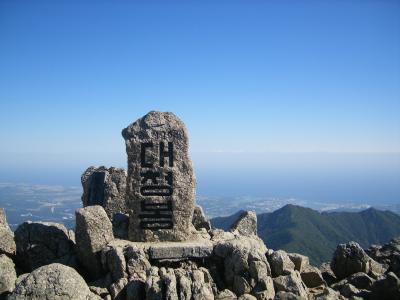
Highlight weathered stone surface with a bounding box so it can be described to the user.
[268,250,295,277]
[287,253,309,272]
[75,205,114,278]
[273,291,305,300]
[249,260,271,281]
[102,246,127,281]
[216,289,237,299]
[149,240,213,260]
[0,208,16,257]
[126,278,146,300]
[238,294,257,300]
[252,276,275,300]
[160,268,178,300]
[14,221,75,272]
[230,211,257,237]
[311,287,344,300]
[300,265,325,288]
[233,275,251,296]
[8,263,94,300]
[81,166,127,220]
[370,271,400,300]
[109,277,128,300]
[175,268,192,300]
[347,272,375,290]
[318,263,337,286]
[272,271,308,298]
[112,212,129,239]
[0,254,16,294]
[191,268,214,300]
[145,266,163,300]
[122,111,196,242]
[367,237,400,277]
[193,205,211,231]
[330,241,371,280]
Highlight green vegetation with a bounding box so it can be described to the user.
[211,205,400,265]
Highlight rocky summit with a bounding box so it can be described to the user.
[0,111,399,300]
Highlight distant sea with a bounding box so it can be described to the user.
[0,152,399,228]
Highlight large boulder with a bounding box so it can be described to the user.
[81,166,127,220]
[8,263,98,300]
[300,265,325,288]
[0,208,16,257]
[122,111,196,242]
[330,241,372,280]
[272,271,308,298]
[268,250,295,277]
[370,271,400,300]
[230,211,257,237]
[75,205,114,278]
[0,254,17,295]
[14,221,76,272]
[287,253,309,272]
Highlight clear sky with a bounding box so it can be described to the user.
[0,1,399,193]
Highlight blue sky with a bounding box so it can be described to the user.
[0,1,399,187]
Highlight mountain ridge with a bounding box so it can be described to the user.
[211,204,400,265]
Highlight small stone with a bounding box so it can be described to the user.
[126,252,151,281]
[312,287,343,300]
[145,266,163,300]
[0,254,16,294]
[193,205,211,231]
[8,263,93,300]
[252,276,275,300]
[230,211,257,237]
[191,268,214,300]
[81,166,127,220]
[238,294,257,300]
[161,268,178,300]
[300,265,325,288]
[268,250,295,277]
[273,291,306,300]
[287,253,309,272]
[347,272,375,290]
[75,205,114,278]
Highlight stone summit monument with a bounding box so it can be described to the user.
[122,111,196,242]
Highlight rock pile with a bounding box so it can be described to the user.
[0,112,399,300]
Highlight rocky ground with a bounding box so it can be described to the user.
[0,206,399,300]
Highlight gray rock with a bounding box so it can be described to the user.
[109,277,128,300]
[330,241,371,280]
[126,278,146,300]
[145,266,163,300]
[318,263,337,286]
[252,276,275,300]
[273,291,305,300]
[126,251,150,281]
[148,240,213,260]
[287,253,309,272]
[175,268,192,300]
[249,260,271,281]
[0,208,16,257]
[337,283,360,298]
[272,271,308,298]
[370,271,400,300]
[81,166,127,220]
[311,287,344,300]
[75,205,114,278]
[122,111,196,242]
[0,254,16,294]
[230,211,257,237]
[216,289,237,299]
[268,250,295,277]
[14,221,75,272]
[193,205,211,231]
[300,265,325,288]
[191,268,214,300]
[233,275,251,296]
[238,294,257,300]
[160,268,178,300]
[8,263,93,300]
[347,272,375,290]
[102,246,127,281]
[112,212,129,239]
